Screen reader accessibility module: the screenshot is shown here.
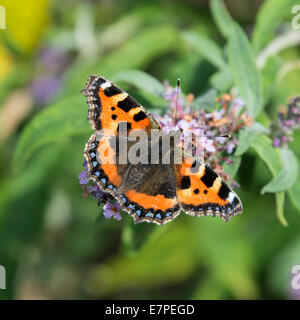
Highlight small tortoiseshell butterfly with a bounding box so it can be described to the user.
[82,75,243,225]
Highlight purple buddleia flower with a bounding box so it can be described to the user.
[79,170,89,185]
[79,160,89,184]
[88,185,104,203]
[153,113,174,133]
[273,138,281,148]
[156,89,251,185]
[79,160,105,206]
[203,137,216,153]
[39,46,70,73]
[226,143,235,154]
[271,96,300,148]
[103,202,122,221]
[233,97,245,107]
[30,75,62,105]
[31,46,71,106]
[215,136,226,144]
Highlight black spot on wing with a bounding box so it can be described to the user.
[180,176,191,189]
[118,96,139,112]
[133,111,147,122]
[201,166,218,188]
[104,85,123,97]
[232,196,239,207]
[218,181,230,200]
[96,77,107,86]
[117,122,132,134]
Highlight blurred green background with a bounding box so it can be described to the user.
[0,0,300,300]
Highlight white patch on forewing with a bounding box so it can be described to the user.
[101,81,111,89]
[228,191,235,203]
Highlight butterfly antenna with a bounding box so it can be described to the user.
[174,78,180,125]
[220,134,231,138]
[209,133,232,141]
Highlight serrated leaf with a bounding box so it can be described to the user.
[228,23,264,118]
[183,31,228,69]
[251,135,288,226]
[252,0,298,53]
[261,148,298,194]
[210,0,234,39]
[13,95,91,171]
[235,122,269,156]
[112,70,164,97]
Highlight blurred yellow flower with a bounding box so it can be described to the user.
[0,0,51,54]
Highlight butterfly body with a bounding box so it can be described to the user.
[82,75,243,225]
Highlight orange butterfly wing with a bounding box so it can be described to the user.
[82,76,180,225]
[174,153,243,221]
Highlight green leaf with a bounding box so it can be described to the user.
[192,89,217,111]
[210,0,234,39]
[86,222,197,296]
[228,23,264,118]
[112,70,164,97]
[13,95,91,171]
[288,164,300,212]
[276,192,288,227]
[252,0,298,53]
[251,135,288,226]
[251,135,281,176]
[192,220,257,299]
[183,31,228,69]
[256,111,272,129]
[121,220,158,255]
[131,90,167,113]
[64,25,179,96]
[0,144,62,220]
[261,148,298,194]
[235,122,268,156]
[262,55,283,104]
[210,69,233,92]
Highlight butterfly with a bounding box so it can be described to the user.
[82,75,243,225]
